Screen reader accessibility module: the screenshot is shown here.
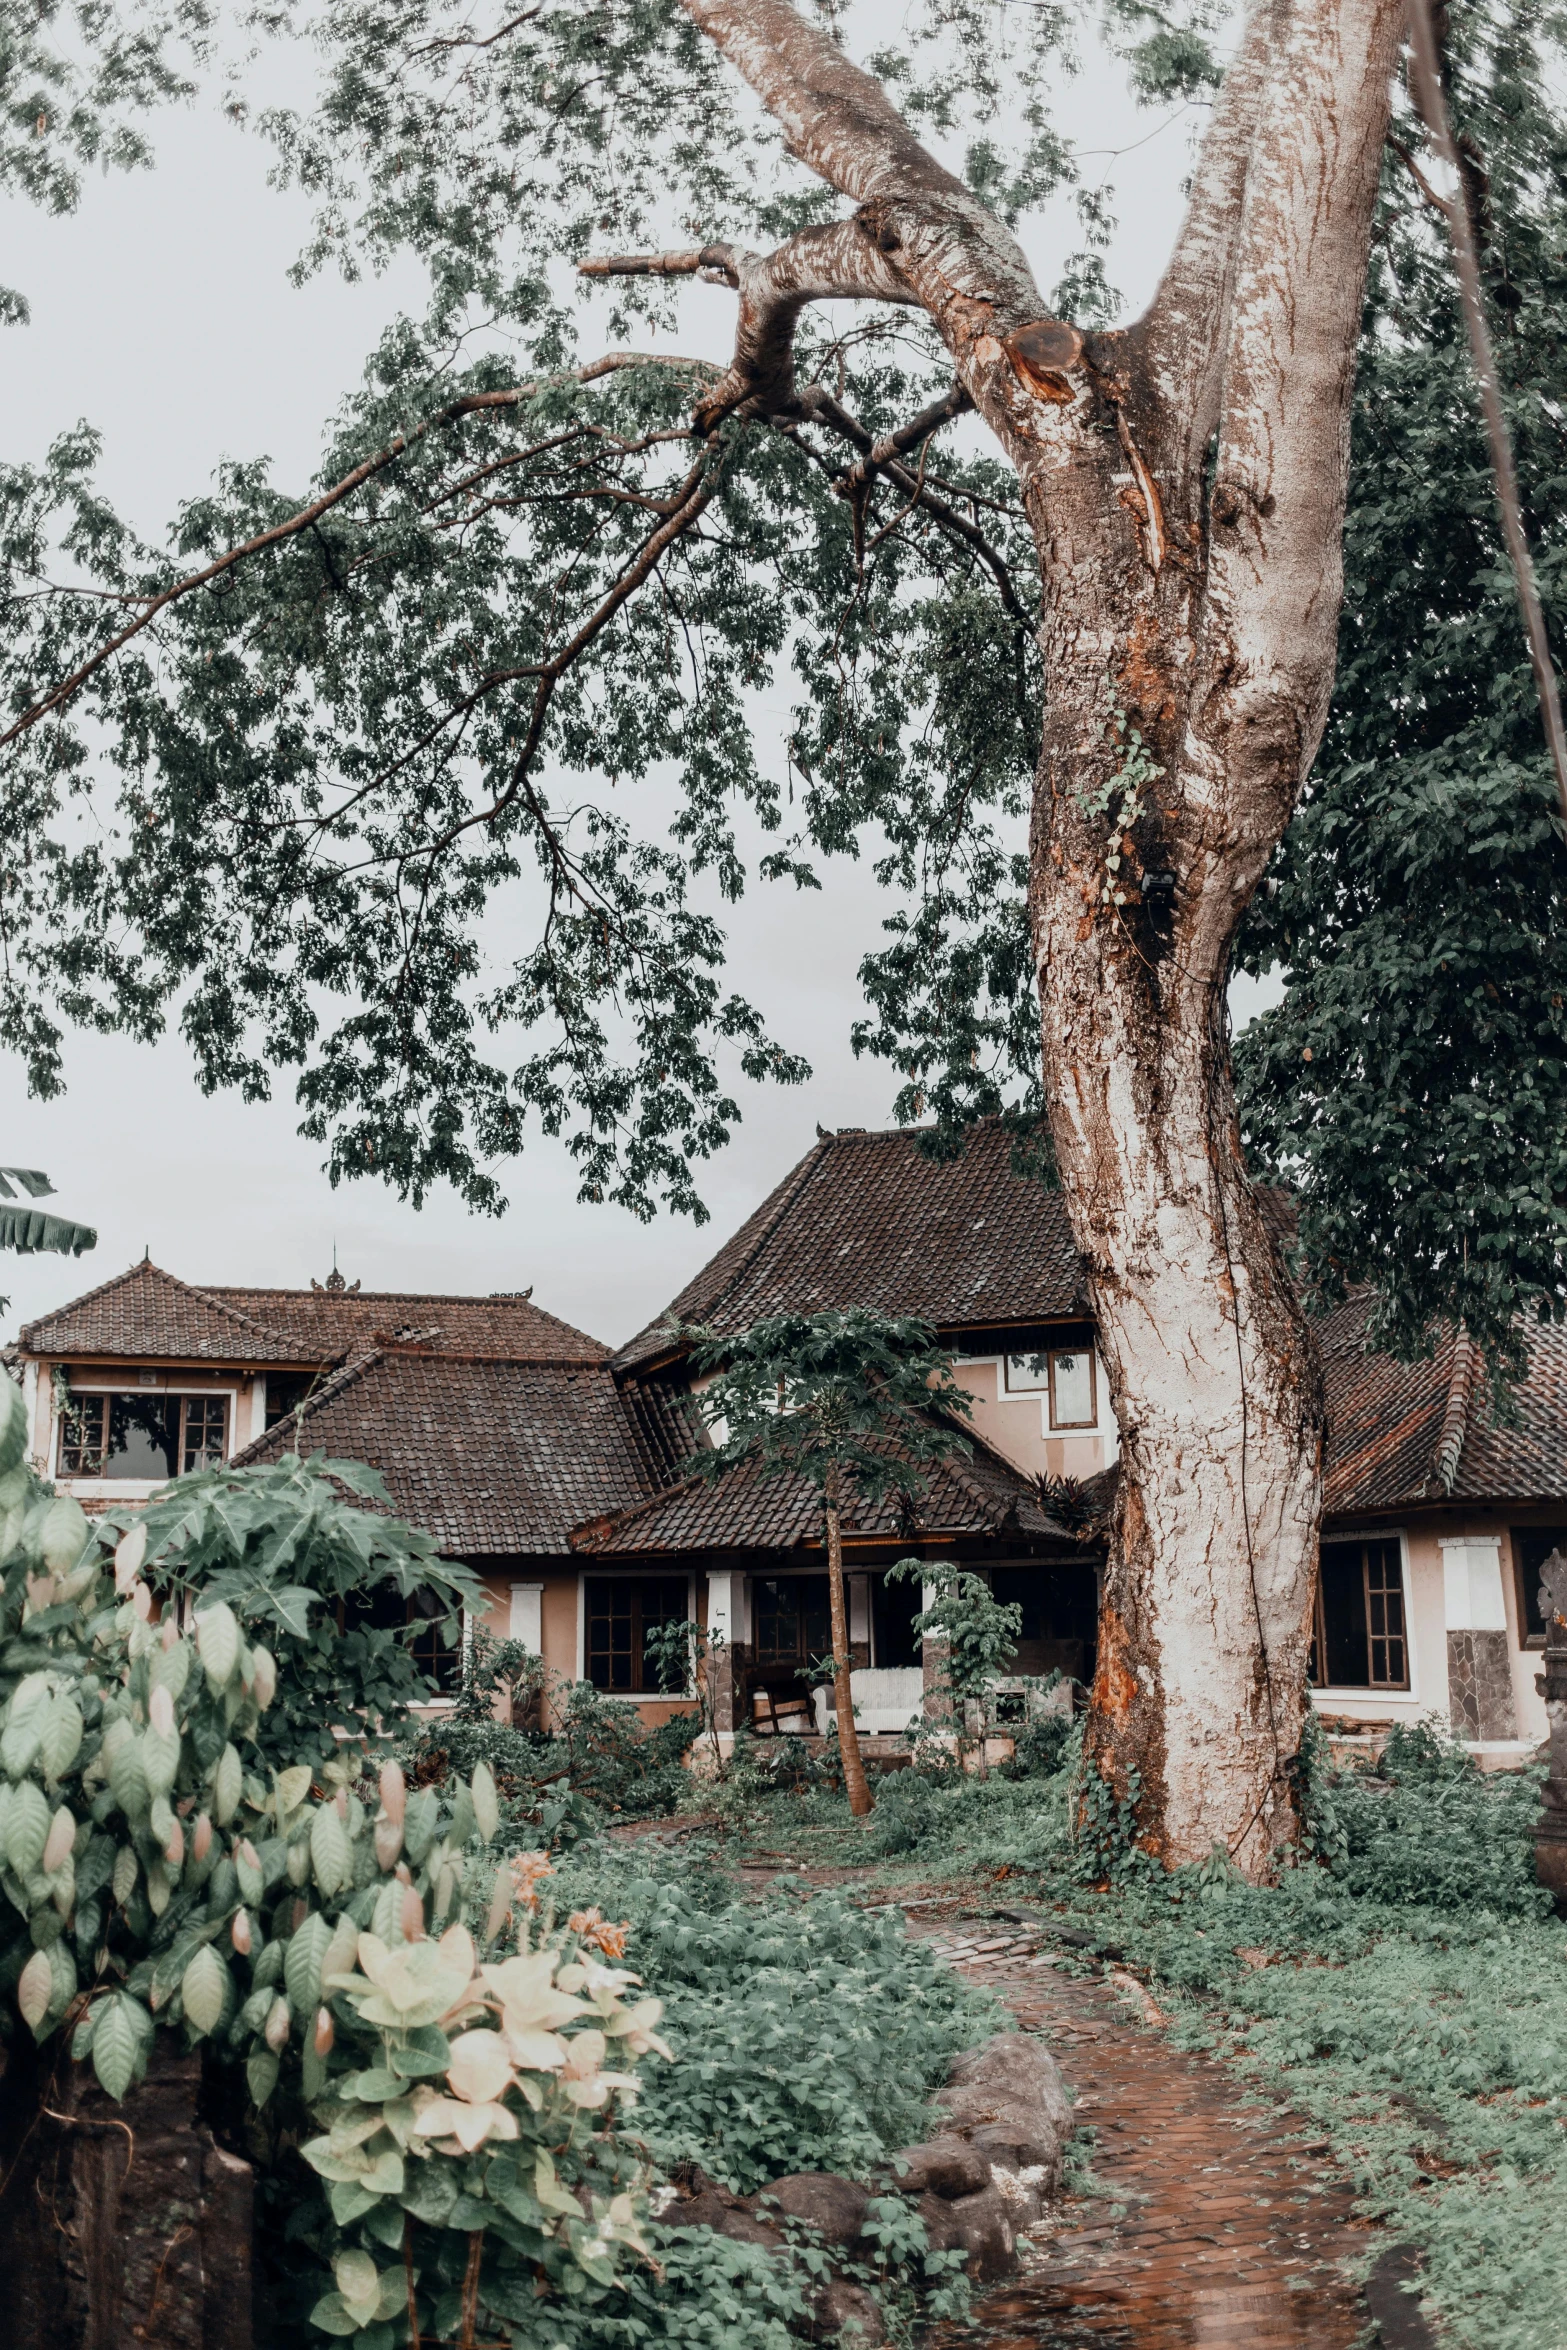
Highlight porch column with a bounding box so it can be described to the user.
[506,1582,544,1728]
[507,1581,543,1651]
[1439,1536,1517,1741]
[848,1573,871,1670]
[921,1574,948,1723]
[705,1571,739,1744]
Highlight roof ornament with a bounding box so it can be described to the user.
[311,1244,360,1296]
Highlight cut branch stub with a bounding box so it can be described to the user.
[1003,320,1085,403]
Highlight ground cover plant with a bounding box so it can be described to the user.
[720,1723,1567,2350]
[550,1838,999,2195]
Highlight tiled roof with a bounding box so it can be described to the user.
[209,1287,606,1363]
[571,1427,1090,1557]
[1323,1293,1567,1516]
[18,1261,606,1367]
[18,1260,309,1364]
[616,1119,1090,1371]
[232,1351,649,1554]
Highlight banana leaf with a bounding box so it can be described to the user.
[0,1204,96,1256]
[0,1167,54,1201]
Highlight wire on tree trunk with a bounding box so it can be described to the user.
[1405,0,1567,825]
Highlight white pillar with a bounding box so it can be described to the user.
[508,1581,543,1652]
[707,1570,734,1644]
[1439,1535,1516,1741]
[1439,1536,1507,1629]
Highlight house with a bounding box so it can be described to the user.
[10,1121,1561,1761]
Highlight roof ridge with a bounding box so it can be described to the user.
[19,1258,294,1355]
[208,1284,609,1355]
[228,1344,385,1467]
[1429,1324,1477,1497]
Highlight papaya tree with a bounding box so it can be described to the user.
[688,1309,972,1816]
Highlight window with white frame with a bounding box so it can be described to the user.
[1310,1538,1409,1690]
[1004,1348,1097,1428]
[57,1390,230,1480]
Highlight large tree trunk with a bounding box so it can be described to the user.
[646,0,1407,1870]
[824,1464,874,1816]
[1019,0,1400,1870]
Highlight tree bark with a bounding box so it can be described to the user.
[639,0,1408,1872]
[824,1462,874,1816]
[0,2033,254,2350]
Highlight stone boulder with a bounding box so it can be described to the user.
[663,2022,1072,2318]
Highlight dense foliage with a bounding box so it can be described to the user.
[550,1840,998,2194]
[0,1422,673,2345]
[1235,0,1567,1372]
[5,0,1567,1368]
[117,1452,480,1768]
[408,1628,701,1828]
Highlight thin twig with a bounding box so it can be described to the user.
[0,353,717,755]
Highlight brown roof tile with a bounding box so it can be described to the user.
[571,1427,1091,1557]
[19,1260,309,1364]
[615,1120,1089,1372]
[19,1261,606,1368]
[1322,1293,1567,1516]
[210,1287,606,1363]
[232,1350,649,1554]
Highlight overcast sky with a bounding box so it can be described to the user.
[0,10,1274,1348]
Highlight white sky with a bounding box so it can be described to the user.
[0,9,1276,1347]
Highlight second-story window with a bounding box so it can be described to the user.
[58,1392,229,1481]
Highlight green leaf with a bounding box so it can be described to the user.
[310,1805,351,1898]
[92,1994,150,2102]
[306,2293,361,2338]
[5,1779,49,1876]
[285,1910,333,2015]
[247,2050,280,2108]
[182,1944,229,2036]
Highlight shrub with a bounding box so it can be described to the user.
[1321,1720,1549,1917]
[112,1452,480,1769]
[550,1844,998,2193]
[0,1444,665,2350]
[407,1630,699,1826]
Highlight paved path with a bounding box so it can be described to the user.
[907,1913,1378,2350]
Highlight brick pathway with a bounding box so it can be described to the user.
[909,1913,1374,2350]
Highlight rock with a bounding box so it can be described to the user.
[758,2170,871,2246]
[947,2031,1073,2136]
[928,2182,1016,2281]
[886,2135,991,2201]
[936,2085,1062,2175]
[806,2276,886,2345]
[986,2158,1053,2226]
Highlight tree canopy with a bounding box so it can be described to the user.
[1,0,1565,1369]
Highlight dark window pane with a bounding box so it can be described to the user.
[58,1394,109,1476]
[181,1396,227,1474]
[265,1374,316,1430]
[584,1576,689,1693]
[872,1572,923,1669]
[1510,1528,1566,1644]
[1311,1541,1408,1690]
[1365,1542,1407,1688]
[1315,1543,1371,1688]
[343,1583,461,1692]
[991,1565,1099,1682]
[754,1575,832,1673]
[66,1395,180,1480]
